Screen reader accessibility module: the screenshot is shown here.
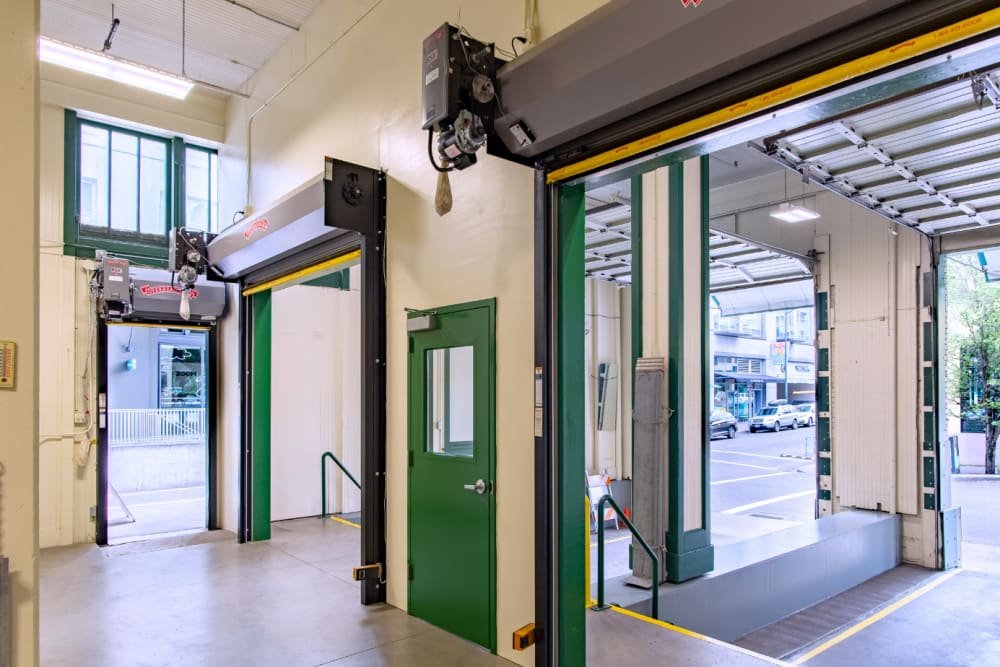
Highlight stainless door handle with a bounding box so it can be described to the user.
[463,479,487,494]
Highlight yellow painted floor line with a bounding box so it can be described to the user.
[604,605,792,666]
[792,568,962,664]
[328,516,361,529]
[590,535,632,548]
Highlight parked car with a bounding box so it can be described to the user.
[794,403,816,427]
[709,408,738,439]
[749,404,798,432]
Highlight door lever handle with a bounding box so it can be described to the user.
[463,479,487,494]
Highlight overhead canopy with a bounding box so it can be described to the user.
[584,179,814,292]
[711,279,815,317]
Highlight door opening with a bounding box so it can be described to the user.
[100,323,213,545]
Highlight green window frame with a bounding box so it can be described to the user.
[63,109,219,266]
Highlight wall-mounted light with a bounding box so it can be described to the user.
[769,202,821,223]
[39,37,193,100]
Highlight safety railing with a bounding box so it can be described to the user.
[108,408,205,446]
[592,494,660,620]
[321,451,362,518]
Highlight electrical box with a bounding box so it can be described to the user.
[101,257,130,303]
[421,23,496,131]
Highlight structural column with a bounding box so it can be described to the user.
[0,1,40,665]
[636,157,713,583]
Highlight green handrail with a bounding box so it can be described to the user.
[321,451,362,517]
[593,494,660,621]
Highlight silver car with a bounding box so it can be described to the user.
[794,403,816,427]
[749,405,799,433]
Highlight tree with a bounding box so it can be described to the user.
[947,257,1000,474]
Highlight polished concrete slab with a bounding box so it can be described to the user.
[587,607,785,666]
[41,517,514,666]
[803,568,1000,666]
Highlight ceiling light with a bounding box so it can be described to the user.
[39,37,193,100]
[769,202,821,223]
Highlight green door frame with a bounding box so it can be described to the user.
[407,298,497,652]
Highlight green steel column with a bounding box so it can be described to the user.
[558,182,586,666]
[251,290,272,541]
[663,158,713,582]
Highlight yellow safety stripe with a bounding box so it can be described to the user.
[105,321,212,331]
[547,8,1000,184]
[241,248,361,296]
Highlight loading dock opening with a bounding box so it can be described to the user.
[522,5,1000,663]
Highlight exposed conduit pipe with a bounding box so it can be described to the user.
[225,0,301,32]
[244,0,387,215]
[524,0,538,45]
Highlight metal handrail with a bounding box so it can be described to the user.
[321,451,361,518]
[593,494,660,620]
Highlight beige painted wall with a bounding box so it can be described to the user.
[1,3,40,666]
[220,1,610,662]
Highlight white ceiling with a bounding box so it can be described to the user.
[41,0,324,92]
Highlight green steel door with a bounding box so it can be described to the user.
[407,300,495,652]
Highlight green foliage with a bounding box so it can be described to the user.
[946,256,1000,473]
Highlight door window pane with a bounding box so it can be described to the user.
[426,346,474,458]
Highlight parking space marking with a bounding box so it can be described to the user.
[711,458,777,471]
[712,472,793,485]
[722,490,815,515]
[714,449,801,462]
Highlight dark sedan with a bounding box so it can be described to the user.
[710,408,737,439]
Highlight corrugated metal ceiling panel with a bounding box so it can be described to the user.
[41,0,323,91]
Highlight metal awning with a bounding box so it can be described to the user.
[714,372,783,384]
[584,180,814,290]
[759,68,1000,237]
[711,279,815,317]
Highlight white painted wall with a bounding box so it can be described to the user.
[584,278,629,479]
[270,278,361,520]
[219,2,612,662]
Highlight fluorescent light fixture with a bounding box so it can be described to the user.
[769,202,821,223]
[39,37,193,100]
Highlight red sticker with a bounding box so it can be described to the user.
[139,285,199,299]
[681,0,703,6]
[244,217,269,240]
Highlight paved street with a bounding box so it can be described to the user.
[951,475,1000,547]
[711,423,817,544]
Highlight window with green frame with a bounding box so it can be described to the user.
[63,109,220,265]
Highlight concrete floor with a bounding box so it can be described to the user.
[107,485,206,544]
[41,517,514,667]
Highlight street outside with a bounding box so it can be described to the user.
[592,423,817,582]
[951,474,1000,573]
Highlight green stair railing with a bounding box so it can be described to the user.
[592,494,660,621]
[321,451,361,518]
